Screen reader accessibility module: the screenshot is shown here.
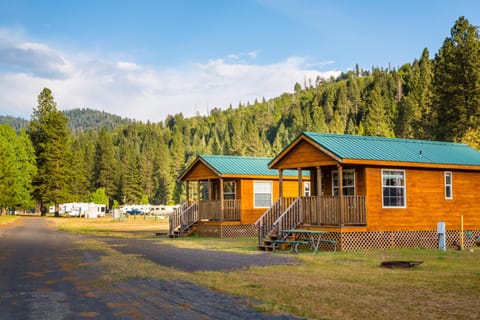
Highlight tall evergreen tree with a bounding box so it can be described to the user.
[93,128,118,201]
[363,83,393,137]
[28,88,73,214]
[434,16,480,141]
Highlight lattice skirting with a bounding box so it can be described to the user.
[336,229,480,251]
[197,223,258,238]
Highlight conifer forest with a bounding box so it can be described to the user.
[0,17,479,212]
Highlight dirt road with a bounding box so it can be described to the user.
[0,217,302,320]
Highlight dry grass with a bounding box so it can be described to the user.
[192,249,480,319]
[51,217,480,320]
[50,216,169,239]
[0,215,18,225]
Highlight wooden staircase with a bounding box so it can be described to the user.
[169,221,199,238]
[169,201,199,237]
[256,197,302,251]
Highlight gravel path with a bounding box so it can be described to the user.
[101,237,299,272]
[0,217,303,319]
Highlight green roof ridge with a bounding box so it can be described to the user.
[300,132,480,166]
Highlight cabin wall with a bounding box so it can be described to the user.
[239,179,307,224]
[275,140,337,169]
[365,167,480,232]
[183,161,217,180]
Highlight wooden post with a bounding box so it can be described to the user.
[279,169,283,199]
[278,169,283,211]
[197,180,201,200]
[338,164,344,226]
[297,168,302,197]
[220,178,224,221]
[316,166,322,196]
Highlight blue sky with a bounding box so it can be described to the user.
[0,0,479,121]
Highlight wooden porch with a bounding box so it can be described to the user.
[198,199,241,221]
[169,199,241,237]
[256,195,366,248]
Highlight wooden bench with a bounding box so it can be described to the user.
[272,239,309,253]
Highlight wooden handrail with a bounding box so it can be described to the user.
[169,201,199,236]
[255,197,296,246]
[272,198,302,240]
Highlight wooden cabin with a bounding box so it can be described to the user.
[257,132,480,251]
[169,155,310,237]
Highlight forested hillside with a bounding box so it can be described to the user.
[0,109,133,133]
[0,16,479,212]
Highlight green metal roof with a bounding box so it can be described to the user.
[300,132,480,166]
[199,155,303,177]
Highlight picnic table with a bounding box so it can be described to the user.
[279,229,337,253]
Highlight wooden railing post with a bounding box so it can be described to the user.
[338,164,344,226]
[219,178,224,221]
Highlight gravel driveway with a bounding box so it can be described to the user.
[0,217,303,320]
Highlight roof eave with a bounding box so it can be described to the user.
[269,132,343,169]
[178,155,222,181]
[343,158,480,170]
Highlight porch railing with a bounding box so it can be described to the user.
[271,198,302,240]
[198,199,240,221]
[255,197,296,246]
[302,195,366,225]
[169,201,199,236]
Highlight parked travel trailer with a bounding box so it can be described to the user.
[148,205,179,218]
[60,203,106,218]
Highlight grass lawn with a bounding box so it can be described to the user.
[51,216,480,320]
[0,215,18,225]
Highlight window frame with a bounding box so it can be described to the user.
[253,181,273,208]
[332,169,356,196]
[304,181,311,197]
[223,180,236,200]
[381,169,406,208]
[444,172,453,200]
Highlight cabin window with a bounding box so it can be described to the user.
[382,170,406,208]
[332,169,355,196]
[224,181,236,200]
[304,182,311,196]
[254,181,272,208]
[444,172,452,199]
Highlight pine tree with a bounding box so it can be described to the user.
[93,129,118,200]
[434,16,480,141]
[28,88,73,214]
[363,83,393,137]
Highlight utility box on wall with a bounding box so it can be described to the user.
[437,221,446,251]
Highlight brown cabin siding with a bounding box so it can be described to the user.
[365,167,480,232]
[239,178,306,224]
[275,140,337,169]
[183,161,218,180]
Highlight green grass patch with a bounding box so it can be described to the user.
[52,217,480,319]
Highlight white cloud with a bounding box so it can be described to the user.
[0,36,73,79]
[0,30,340,122]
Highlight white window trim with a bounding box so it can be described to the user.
[381,169,407,209]
[332,169,356,196]
[253,181,273,208]
[444,172,453,200]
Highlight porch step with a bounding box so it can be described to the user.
[258,235,282,252]
[169,223,199,238]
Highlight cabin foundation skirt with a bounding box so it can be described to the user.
[336,229,480,251]
[197,223,258,238]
